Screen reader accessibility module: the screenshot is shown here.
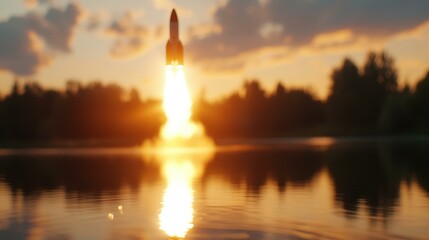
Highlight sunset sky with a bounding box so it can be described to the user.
[0,0,428,100]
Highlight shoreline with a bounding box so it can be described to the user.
[1,134,429,150]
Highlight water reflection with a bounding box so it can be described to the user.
[203,148,324,193]
[327,141,429,220]
[0,154,160,198]
[159,160,194,238]
[0,141,427,239]
[150,151,213,239]
[327,143,399,218]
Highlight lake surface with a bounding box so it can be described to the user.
[0,138,428,239]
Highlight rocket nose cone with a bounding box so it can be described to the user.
[170,9,178,22]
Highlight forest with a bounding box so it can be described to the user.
[0,51,428,146]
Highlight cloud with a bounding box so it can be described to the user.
[0,2,82,75]
[85,11,111,32]
[312,29,355,48]
[79,9,112,33]
[86,14,102,31]
[187,22,221,39]
[187,0,429,67]
[154,24,166,40]
[187,0,268,61]
[105,12,150,59]
[40,3,83,51]
[24,0,53,8]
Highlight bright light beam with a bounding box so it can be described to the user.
[142,9,215,240]
[162,65,194,139]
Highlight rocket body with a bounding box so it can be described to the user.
[166,9,184,65]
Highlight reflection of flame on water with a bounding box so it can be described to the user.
[159,156,195,238]
[142,64,214,238]
[157,152,212,239]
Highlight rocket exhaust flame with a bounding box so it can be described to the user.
[162,65,192,139]
[142,9,214,239]
[143,9,214,151]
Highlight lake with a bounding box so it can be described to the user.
[0,138,428,239]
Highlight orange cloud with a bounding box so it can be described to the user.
[24,0,51,8]
[312,30,355,48]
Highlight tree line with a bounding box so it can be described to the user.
[196,51,429,138]
[0,51,428,145]
[0,81,164,145]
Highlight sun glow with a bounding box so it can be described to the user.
[143,64,214,239]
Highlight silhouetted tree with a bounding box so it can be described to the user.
[269,83,324,132]
[3,81,45,141]
[242,80,269,136]
[327,52,398,128]
[327,58,364,126]
[0,80,163,145]
[197,80,324,138]
[411,71,429,131]
[378,86,412,133]
[362,51,398,125]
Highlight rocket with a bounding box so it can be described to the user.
[166,9,184,65]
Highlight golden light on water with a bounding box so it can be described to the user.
[159,158,195,238]
[143,64,214,238]
[156,152,213,239]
